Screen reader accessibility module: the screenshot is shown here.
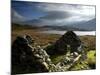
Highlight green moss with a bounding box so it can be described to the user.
[50,54,66,65]
[70,61,89,71]
[87,50,96,64]
[70,50,96,70]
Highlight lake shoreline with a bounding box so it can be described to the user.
[40,30,96,36]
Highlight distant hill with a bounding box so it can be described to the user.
[74,18,96,31]
[12,18,96,31]
[20,18,96,31]
[41,25,88,31]
[12,23,39,30]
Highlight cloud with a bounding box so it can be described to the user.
[12,1,95,26]
[39,11,71,20]
[11,9,26,23]
[35,3,95,25]
[37,3,95,17]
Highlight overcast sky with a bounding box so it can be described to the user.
[12,1,95,25]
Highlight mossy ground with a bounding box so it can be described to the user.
[70,50,96,70]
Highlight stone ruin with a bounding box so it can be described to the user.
[11,31,84,74]
[11,35,52,74]
[46,31,83,55]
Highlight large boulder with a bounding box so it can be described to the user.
[46,31,83,55]
[11,35,34,65]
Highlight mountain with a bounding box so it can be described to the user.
[41,25,87,31]
[21,18,96,31]
[73,18,96,31]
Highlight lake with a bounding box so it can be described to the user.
[41,30,96,36]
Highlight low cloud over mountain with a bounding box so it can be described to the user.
[11,1,96,31]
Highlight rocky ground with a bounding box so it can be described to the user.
[11,24,96,74]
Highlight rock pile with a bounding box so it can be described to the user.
[11,35,52,74]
